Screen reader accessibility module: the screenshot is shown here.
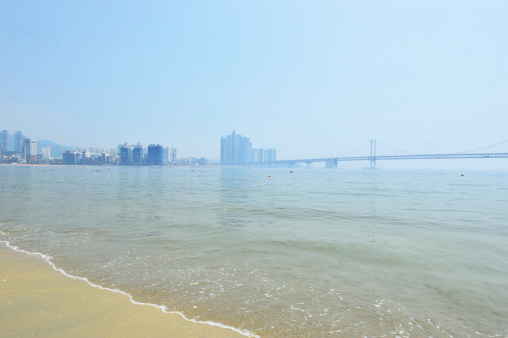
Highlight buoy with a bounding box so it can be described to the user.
[191,169,194,171]
[268,175,271,177]
[290,170,293,173]
[120,171,123,174]
[461,174,464,176]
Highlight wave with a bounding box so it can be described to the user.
[0,240,258,338]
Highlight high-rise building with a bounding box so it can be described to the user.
[147,144,163,165]
[132,143,144,165]
[163,147,169,164]
[118,143,131,165]
[220,130,252,165]
[253,148,265,162]
[14,131,23,153]
[40,146,51,159]
[62,151,78,165]
[252,148,276,163]
[1,130,8,151]
[24,138,37,163]
[266,148,276,162]
[169,147,177,164]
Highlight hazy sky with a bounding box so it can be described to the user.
[1,1,507,168]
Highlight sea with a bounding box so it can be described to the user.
[1,165,507,337]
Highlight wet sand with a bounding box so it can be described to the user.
[0,244,244,337]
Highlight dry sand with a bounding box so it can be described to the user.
[0,244,245,337]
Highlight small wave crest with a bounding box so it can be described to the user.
[0,240,258,338]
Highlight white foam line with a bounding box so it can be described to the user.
[1,241,259,338]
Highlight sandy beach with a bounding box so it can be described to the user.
[0,243,244,338]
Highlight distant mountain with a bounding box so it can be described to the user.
[38,139,74,159]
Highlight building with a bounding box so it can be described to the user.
[62,151,82,165]
[132,143,144,165]
[14,131,23,153]
[118,143,131,165]
[169,147,177,164]
[147,144,163,165]
[220,130,252,165]
[163,147,169,164]
[117,143,144,165]
[252,148,265,162]
[266,148,276,162]
[62,151,77,165]
[252,148,277,164]
[1,130,8,151]
[40,146,51,159]
[24,138,37,163]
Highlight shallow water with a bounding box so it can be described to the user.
[1,166,507,336]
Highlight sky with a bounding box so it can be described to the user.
[1,0,507,169]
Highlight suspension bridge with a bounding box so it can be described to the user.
[248,139,508,168]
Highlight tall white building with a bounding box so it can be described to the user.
[169,147,177,164]
[24,139,37,163]
[220,130,252,165]
[252,148,276,163]
[266,148,276,162]
[40,146,51,159]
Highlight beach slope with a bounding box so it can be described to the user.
[0,244,244,337]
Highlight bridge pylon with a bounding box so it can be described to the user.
[369,139,377,169]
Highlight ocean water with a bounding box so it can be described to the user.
[1,165,507,337]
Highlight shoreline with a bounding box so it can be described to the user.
[0,242,253,337]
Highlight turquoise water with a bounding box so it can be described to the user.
[1,165,507,336]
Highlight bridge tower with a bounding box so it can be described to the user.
[370,139,377,169]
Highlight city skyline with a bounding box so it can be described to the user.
[1,126,508,170]
[0,128,185,166]
[2,126,508,169]
[1,2,507,169]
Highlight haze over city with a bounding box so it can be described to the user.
[1,1,507,169]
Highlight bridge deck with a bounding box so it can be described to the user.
[247,152,508,166]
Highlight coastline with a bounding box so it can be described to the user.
[0,242,249,337]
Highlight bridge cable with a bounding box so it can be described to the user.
[375,142,423,155]
[339,142,371,157]
[458,139,508,154]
